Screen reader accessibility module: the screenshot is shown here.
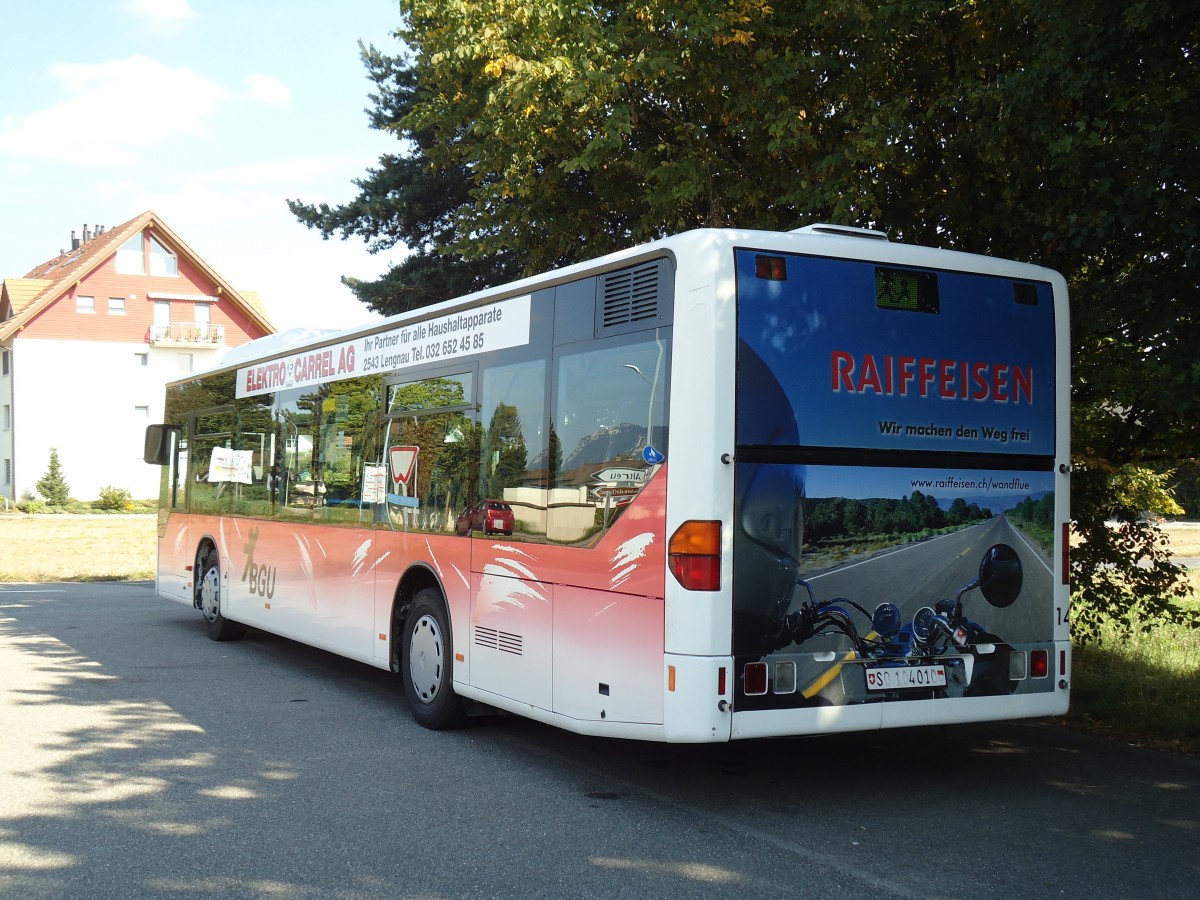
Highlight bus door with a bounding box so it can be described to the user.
[375,372,479,660]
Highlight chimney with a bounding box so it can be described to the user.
[71,229,80,251]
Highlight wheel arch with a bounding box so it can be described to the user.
[389,563,450,673]
[192,533,222,608]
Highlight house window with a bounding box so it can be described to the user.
[2,350,8,375]
[108,297,126,314]
[148,235,178,276]
[153,301,171,342]
[4,459,10,487]
[116,233,144,274]
[77,295,96,313]
[177,353,193,373]
[194,302,211,339]
[135,352,149,367]
[2,404,9,430]
[134,405,150,419]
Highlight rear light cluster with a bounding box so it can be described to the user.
[742,661,797,696]
[1008,648,1050,681]
[740,650,1053,697]
[668,521,721,591]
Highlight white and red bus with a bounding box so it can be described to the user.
[144,226,1071,741]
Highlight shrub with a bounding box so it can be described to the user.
[96,485,134,511]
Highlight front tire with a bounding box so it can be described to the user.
[196,547,245,642]
[402,588,466,729]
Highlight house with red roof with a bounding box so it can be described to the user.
[0,211,274,503]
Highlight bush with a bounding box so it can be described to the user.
[96,485,134,511]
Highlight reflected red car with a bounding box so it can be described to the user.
[455,499,515,536]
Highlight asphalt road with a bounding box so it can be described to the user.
[2,582,1197,899]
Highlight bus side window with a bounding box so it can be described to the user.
[313,376,380,525]
[381,373,477,534]
[549,333,668,545]
[235,395,274,517]
[189,407,234,515]
[274,387,319,523]
[478,359,547,540]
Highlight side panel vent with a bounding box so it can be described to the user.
[474,625,524,656]
[595,258,673,337]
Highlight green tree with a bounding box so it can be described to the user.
[296,0,1199,622]
[36,448,70,507]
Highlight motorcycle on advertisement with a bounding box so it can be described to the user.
[764,543,1025,699]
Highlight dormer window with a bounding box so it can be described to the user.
[114,230,179,276]
[116,233,144,274]
[148,234,178,277]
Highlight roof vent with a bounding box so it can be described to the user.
[791,223,889,241]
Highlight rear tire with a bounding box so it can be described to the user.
[196,547,245,642]
[402,588,466,729]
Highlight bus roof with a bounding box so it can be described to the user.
[189,225,1064,385]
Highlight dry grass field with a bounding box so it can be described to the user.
[1167,523,1200,557]
[0,514,156,582]
[1164,524,1200,598]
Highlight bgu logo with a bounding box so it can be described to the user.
[241,527,277,599]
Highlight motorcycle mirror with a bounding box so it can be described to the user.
[978,543,1022,608]
[872,603,901,639]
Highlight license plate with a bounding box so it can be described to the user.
[865,664,947,691]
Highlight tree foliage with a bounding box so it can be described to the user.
[36,448,70,507]
[804,490,991,546]
[294,0,1200,622]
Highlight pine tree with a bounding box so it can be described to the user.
[36,448,70,507]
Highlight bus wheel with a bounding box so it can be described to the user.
[402,588,466,729]
[197,547,245,642]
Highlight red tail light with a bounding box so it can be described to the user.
[668,520,721,591]
[744,662,768,695]
[1030,649,1049,678]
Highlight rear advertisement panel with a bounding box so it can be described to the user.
[733,249,1058,710]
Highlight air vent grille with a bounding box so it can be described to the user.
[601,263,661,328]
[474,625,524,655]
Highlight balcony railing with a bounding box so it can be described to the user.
[149,322,225,346]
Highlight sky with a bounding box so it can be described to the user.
[0,0,406,332]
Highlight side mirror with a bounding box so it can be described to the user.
[978,543,1023,608]
[144,424,180,465]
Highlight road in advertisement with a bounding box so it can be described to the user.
[2,583,1196,898]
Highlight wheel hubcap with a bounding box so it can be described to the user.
[199,566,221,622]
[408,614,444,703]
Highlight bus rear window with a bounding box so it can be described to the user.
[735,250,1055,459]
